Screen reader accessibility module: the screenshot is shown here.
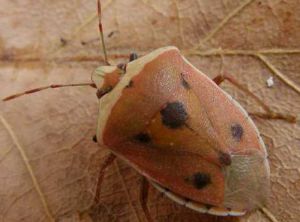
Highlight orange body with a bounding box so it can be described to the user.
[92,46,269,214]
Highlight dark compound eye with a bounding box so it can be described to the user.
[160,102,188,129]
[231,123,244,141]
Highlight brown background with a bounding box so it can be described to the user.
[0,0,299,221]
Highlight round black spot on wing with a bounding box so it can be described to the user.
[134,133,151,143]
[231,123,244,141]
[160,102,188,129]
[192,172,211,189]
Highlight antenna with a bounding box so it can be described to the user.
[3,1,109,102]
[2,83,96,101]
[97,0,110,65]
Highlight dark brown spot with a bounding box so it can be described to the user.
[151,19,157,25]
[96,90,102,99]
[92,135,97,143]
[190,172,211,189]
[96,86,113,99]
[1,52,14,61]
[170,16,176,21]
[184,198,190,203]
[60,37,67,46]
[181,73,190,89]
[134,133,151,143]
[126,80,134,88]
[160,102,188,129]
[231,123,244,141]
[117,63,127,73]
[205,204,213,209]
[219,152,231,166]
[129,53,138,62]
[108,31,115,38]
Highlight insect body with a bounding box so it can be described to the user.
[92,46,270,216]
[3,0,296,220]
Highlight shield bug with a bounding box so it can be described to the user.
[3,0,296,221]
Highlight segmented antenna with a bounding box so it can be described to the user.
[97,0,110,65]
[2,83,96,101]
[2,1,109,101]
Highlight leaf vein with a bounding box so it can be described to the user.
[194,0,254,49]
[256,53,300,95]
[0,114,54,222]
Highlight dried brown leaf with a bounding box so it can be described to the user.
[0,0,299,222]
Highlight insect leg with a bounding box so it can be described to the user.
[3,83,96,101]
[140,177,153,222]
[213,74,296,123]
[94,153,116,203]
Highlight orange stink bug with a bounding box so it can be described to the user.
[2,1,297,221]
